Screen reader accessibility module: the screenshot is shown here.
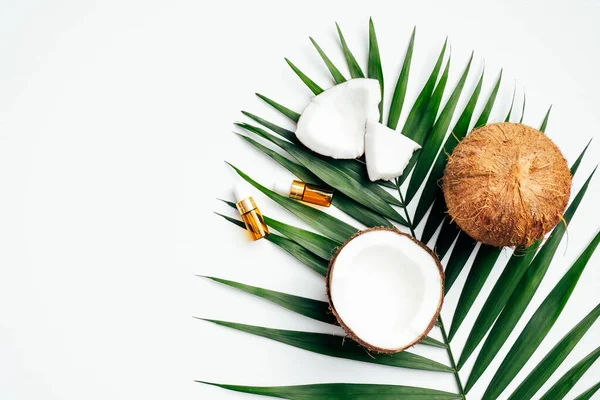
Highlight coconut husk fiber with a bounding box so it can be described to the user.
[442,122,571,248]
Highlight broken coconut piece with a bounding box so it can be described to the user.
[365,119,421,181]
[296,78,381,159]
[326,227,443,353]
[442,122,572,247]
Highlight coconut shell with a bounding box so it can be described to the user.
[325,227,444,354]
[442,122,571,248]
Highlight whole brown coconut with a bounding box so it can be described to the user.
[442,122,571,247]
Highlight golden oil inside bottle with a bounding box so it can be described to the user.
[289,180,333,207]
[236,197,269,241]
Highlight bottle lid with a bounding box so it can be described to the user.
[289,180,306,200]
[273,179,294,197]
[236,197,257,214]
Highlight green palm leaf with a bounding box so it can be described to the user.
[519,93,526,123]
[420,336,447,348]
[215,214,446,349]
[401,39,447,141]
[285,58,324,95]
[242,111,298,143]
[209,22,600,400]
[574,381,600,400]
[463,167,597,389]
[216,211,246,229]
[228,163,357,243]
[216,212,329,275]
[448,245,502,341]
[504,86,516,122]
[419,196,448,246]
[237,123,406,222]
[539,346,600,400]
[443,233,477,293]
[387,27,415,130]
[331,160,403,208]
[237,133,393,228]
[431,155,494,259]
[508,302,600,400]
[367,18,384,122]
[432,221,461,261]
[330,195,394,228]
[265,217,340,260]
[256,93,301,122]
[399,56,451,184]
[454,245,534,368]
[473,69,503,128]
[333,158,399,193]
[329,196,394,228]
[202,276,335,323]
[236,133,315,180]
[268,233,330,275]
[482,229,600,399]
[413,68,485,227]
[310,37,346,84]
[405,52,473,204]
[237,117,398,198]
[539,105,552,132]
[272,233,330,275]
[570,139,593,176]
[220,198,338,260]
[237,123,397,204]
[198,382,463,399]
[335,23,365,79]
[205,271,446,352]
[202,319,453,372]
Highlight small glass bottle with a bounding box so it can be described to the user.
[234,184,269,241]
[274,179,334,207]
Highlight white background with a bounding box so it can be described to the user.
[1,0,599,399]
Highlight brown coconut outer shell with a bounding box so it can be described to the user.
[325,227,444,354]
[442,123,571,248]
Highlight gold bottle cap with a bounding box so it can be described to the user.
[290,180,306,200]
[236,197,257,214]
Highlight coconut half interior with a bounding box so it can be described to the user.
[327,228,443,353]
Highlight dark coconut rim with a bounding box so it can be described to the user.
[325,226,445,354]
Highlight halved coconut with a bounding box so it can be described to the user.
[296,78,381,159]
[365,120,421,181]
[326,227,443,353]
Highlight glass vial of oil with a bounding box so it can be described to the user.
[274,179,334,207]
[234,184,269,241]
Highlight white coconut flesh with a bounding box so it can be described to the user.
[295,78,381,159]
[365,120,421,181]
[329,229,442,352]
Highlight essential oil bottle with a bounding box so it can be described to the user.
[234,184,269,241]
[274,179,334,207]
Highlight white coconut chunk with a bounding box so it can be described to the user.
[365,120,421,181]
[296,78,381,159]
[328,229,442,352]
